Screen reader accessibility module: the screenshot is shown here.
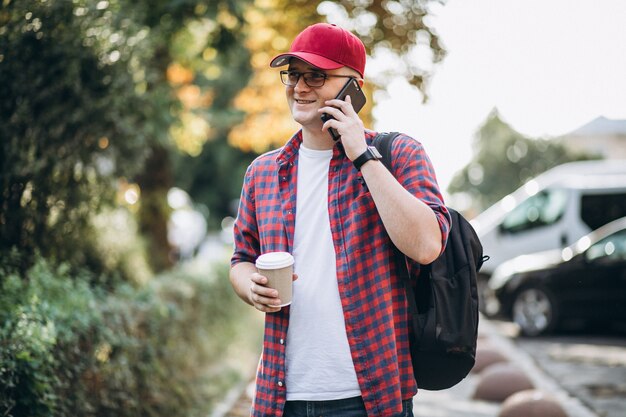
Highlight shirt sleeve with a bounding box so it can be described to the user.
[231,163,261,266]
[390,134,451,257]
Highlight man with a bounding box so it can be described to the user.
[230,23,450,417]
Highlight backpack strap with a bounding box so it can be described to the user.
[371,131,400,173]
[371,132,428,346]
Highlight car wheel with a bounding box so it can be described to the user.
[512,286,558,337]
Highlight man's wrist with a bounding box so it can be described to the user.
[353,146,383,171]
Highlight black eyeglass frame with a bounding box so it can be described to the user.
[279,70,356,88]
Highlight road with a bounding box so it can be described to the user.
[491,320,626,417]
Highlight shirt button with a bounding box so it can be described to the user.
[279,338,285,345]
[278,381,284,387]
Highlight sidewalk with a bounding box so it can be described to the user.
[216,317,600,417]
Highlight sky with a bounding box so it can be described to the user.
[371,0,626,194]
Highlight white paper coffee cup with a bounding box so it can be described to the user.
[255,252,295,307]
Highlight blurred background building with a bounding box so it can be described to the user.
[561,116,626,160]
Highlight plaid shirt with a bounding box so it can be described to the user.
[231,130,450,417]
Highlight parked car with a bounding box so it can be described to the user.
[471,159,626,312]
[485,216,626,336]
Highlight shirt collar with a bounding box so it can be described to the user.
[276,129,377,166]
[276,130,303,167]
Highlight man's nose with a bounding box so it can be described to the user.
[293,75,310,92]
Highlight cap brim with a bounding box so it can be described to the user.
[270,52,343,70]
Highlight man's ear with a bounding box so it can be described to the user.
[357,78,364,88]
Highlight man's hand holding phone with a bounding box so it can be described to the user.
[320,77,368,160]
[320,95,368,160]
[320,78,366,136]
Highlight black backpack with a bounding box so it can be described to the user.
[372,132,487,391]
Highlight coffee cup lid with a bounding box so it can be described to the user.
[255,252,294,269]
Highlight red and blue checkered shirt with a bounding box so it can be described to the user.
[231,130,450,417]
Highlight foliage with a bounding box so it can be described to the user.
[448,110,600,210]
[0,0,255,271]
[230,0,447,152]
[156,0,257,228]
[0,252,262,417]
[0,251,103,415]
[0,0,155,271]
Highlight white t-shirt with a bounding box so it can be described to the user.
[285,145,361,401]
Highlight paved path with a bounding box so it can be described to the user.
[514,333,626,417]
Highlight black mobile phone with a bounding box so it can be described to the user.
[320,78,367,141]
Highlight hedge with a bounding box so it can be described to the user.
[0,253,262,417]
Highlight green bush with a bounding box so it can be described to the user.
[0,253,102,415]
[0,254,262,417]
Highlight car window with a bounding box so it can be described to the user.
[581,192,626,230]
[500,189,568,234]
[586,229,626,262]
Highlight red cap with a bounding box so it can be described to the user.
[270,23,366,78]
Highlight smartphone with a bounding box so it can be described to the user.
[320,78,367,141]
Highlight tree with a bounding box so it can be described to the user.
[0,0,252,274]
[1,0,155,274]
[129,0,253,270]
[448,109,600,211]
